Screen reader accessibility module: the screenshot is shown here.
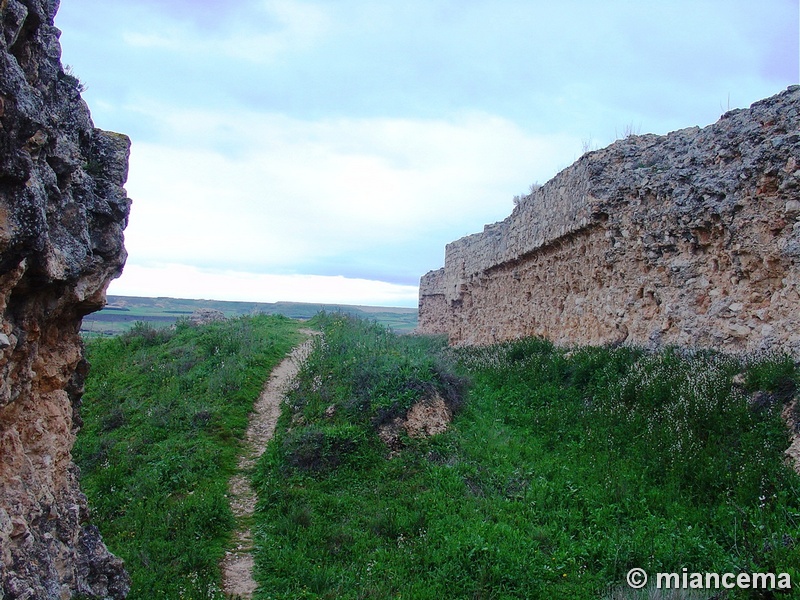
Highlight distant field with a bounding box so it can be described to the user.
[81,295,418,336]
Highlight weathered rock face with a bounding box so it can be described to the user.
[1,0,131,598]
[420,87,800,357]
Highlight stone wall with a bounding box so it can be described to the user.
[1,0,131,597]
[419,86,800,357]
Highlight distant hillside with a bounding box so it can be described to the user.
[81,295,418,336]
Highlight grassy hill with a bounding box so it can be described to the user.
[75,315,306,598]
[76,314,800,599]
[80,295,418,336]
[253,315,800,599]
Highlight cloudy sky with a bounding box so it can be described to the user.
[55,0,798,307]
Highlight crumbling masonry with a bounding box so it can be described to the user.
[419,87,800,358]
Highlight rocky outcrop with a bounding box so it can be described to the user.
[188,308,226,326]
[420,86,800,357]
[1,0,131,598]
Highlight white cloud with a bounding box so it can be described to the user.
[55,0,798,306]
[120,0,330,64]
[110,264,419,307]
[122,104,581,280]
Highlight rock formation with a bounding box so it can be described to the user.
[188,308,226,326]
[419,86,800,357]
[1,0,131,597]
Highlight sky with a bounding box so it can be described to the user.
[54,0,799,307]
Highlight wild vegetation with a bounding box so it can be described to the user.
[75,315,303,599]
[253,316,799,599]
[77,313,800,599]
[80,295,418,337]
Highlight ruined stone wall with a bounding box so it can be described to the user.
[1,0,131,597]
[417,268,449,335]
[419,86,800,357]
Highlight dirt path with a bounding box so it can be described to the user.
[220,332,317,599]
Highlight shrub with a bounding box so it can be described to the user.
[274,313,466,472]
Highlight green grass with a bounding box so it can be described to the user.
[77,312,800,598]
[75,315,304,599]
[81,295,418,336]
[252,320,800,599]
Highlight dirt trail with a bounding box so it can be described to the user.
[220,332,317,599]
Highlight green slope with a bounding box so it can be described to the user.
[81,295,418,336]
